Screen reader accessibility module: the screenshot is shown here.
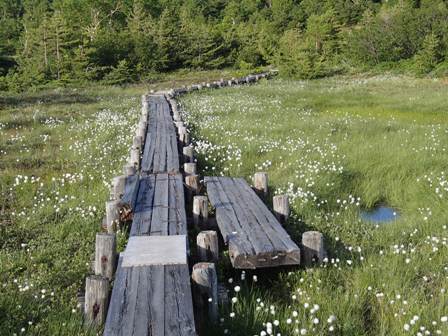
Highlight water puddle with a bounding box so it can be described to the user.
[360,206,399,224]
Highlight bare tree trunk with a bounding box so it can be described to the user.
[56,27,61,80]
[43,28,48,68]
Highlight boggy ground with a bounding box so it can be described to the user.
[180,75,448,336]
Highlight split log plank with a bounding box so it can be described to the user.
[204,176,300,269]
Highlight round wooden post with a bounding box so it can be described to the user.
[184,162,197,175]
[95,233,116,279]
[192,263,218,324]
[129,148,140,169]
[111,175,126,200]
[193,195,208,228]
[185,174,199,209]
[183,146,194,163]
[254,172,268,195]
[197,231,219,262]
[273,194,289,223]
[105,200,121,233]
[84,275,109,326]
[179,127,189,146]
[136,123,146,139]
[133,135,143,152]
[123,164,136,176]
[301,231,327,266]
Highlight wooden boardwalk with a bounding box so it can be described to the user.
[141,95,179,175]
[86,72,305,335]
[104,95,196,335]
[204,176,301,269]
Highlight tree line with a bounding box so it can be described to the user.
[1,0,448,91]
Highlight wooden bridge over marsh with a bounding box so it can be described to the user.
[82,72,327,335]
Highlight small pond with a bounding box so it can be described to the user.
[360,206,399,224]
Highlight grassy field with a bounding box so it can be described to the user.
[0,69,252,335]
[180,75,448,336]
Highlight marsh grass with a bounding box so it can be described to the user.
[0,69,260,335]
[180,75,448,336]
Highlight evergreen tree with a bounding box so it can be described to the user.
[414,33,441,74]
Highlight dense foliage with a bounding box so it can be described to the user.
[1,0,448,90]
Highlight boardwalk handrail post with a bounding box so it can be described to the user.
[184,162,197,176]
[192,262,218,329]
[110,175,126,200]
[273,194,289,223]
[84,275,109,327]
[253,172,268,195]
[193,195,208,229]
[105,200,121,233]
[95,233,117,279]
[183,145,194,163]
[197,231,219,262]
[301,231,327,266]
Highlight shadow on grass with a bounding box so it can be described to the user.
[0,91,96,109]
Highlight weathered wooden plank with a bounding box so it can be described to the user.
[104,260,196,335]
[140,95,180,175]
[121,174,139,210]
[103,257,127,336]
[219,177,274,255]
[149,265,165,336]
[130,175,156,236]
[234,178,299,251]
[233,178,289,249]
[151,173,169,235]
[204,176,255,267]
[173,174,187,235]
[205,176,300,269]
[132,266,152,336]
[164,265,197,336]
[158,102,168,173]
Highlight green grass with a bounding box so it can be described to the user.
[0,69,255,335]
[180,74,448,336]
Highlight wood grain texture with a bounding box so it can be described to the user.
[141,95,179,174]
[104,258,196,336]
[130,174,186,237]
[204,176,300,269]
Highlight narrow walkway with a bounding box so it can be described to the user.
[104,95,196,336]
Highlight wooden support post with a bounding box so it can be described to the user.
[136,123,146,139]
[184,162,197,175]
[183,146,194,163]
[173,112,181,122]
[111,175,126,200]
[273,194,289,223]
[129,148,140,169]
[132,136,143,152]
[192,263,218,325]
[94,233,116,279]
[253,172,268,195]
[178,127,189,146]
[141,94,148,117]
[185,174,199,209]
[193,195,208,228]
[123,164,136,176]
[301,231,327,266]
[84,275,109,327]
[197,231,219,262]
[105,200,121,233]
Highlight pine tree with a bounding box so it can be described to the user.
[414,33,441,74]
